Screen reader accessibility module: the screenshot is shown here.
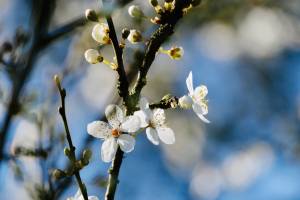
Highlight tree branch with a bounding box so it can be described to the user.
[103,1,193,200]
[130,0,193,109]
[55,76,89,200]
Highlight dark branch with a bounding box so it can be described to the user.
[55,76,89,200]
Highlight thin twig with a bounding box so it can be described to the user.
[55,76,89,200]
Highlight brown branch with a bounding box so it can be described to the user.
[130,0,193,109]
[55,76,89,200]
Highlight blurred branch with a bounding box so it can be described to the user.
[0,0,56,165]
[41,17,87,48]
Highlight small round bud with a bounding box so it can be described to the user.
[179,95,193,109]
[52,169,66,179]
[164,2,174,11]
[53,74,60,88]
[83,149,92,162]
[84,49,103,64]
[168,46,184,60]
[92,23,110,44]
[85,9,98,22]
[128,5,145,18]
[191,0,202,7]
[155,5,164,14]
[149,0,158,7]
[127,29,142,44]
[64,147,71,157]
[122,28,130,39]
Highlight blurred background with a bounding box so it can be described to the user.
[1,0,300,199]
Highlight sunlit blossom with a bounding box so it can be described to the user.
[87,105,140,162]
[179,71,210,123]
[134,97,175,145]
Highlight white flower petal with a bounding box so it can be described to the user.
[88,196,99,200]
[101,137,118,162]
[87,121,111,139]
[134,110,149,128]
[156,127,175,145]
[186,71,194,95]
[192,103,210,123]
[178,95,193,109]
[105,104,124,129]
[146,127,159,145]
[69,189,99,200]
[139,97,149,110]
[117,134,135,153]
[120,115,141,133]
[194,85,208,100]
[152,108,166,127]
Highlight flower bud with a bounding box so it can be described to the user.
[92,23,110,44]
[179,95,193,109]
[64,147,71,157]
[127,29,142,44]
[84,49,103,64]
[128,5,145,18]
[53,74,61,90]
[168,46,184,60]
[149,0,158,7]
[164,2,174,11]
[150,17,162,24]
[83,149,92,162]
[52,169,66,179]
[85,9,98,22]
[122,28,130,39]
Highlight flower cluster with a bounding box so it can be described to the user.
[83,2,208,163]
[87,71,209,163]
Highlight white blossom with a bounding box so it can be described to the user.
[128,5,144,18]
[67,189,98,200]
[127,29,142,44]
[134,98,175,145]
[180,71,210,123]
[91,23,110,44]
[87,105,140,162]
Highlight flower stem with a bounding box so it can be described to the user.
[55,76,89,200]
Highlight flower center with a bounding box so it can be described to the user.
[111,129,120,138]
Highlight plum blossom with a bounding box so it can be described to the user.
[66,189,98,200]
[179,71,210,123]
[134,98,175,145]
[87,105,140,162]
